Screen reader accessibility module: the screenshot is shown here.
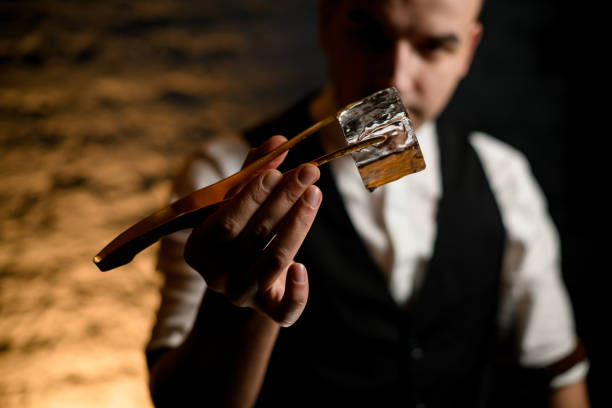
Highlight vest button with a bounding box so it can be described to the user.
[411,347,424,360]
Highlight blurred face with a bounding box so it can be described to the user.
[320,0,482,130]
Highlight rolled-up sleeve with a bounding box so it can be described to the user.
[471,132,588,388]
[146,133,250,355]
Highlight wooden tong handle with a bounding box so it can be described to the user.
[94,117,334,271]
[93,124,383,272]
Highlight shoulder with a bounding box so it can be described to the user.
[469,131,549,218]
[469,132,532,193]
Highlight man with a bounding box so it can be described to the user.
[146,0,589,406]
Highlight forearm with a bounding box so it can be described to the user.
[547,380,590,408]
[149,289,280,407]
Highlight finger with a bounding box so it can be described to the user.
[226,178,321,306]
[255,184,322,291]
[261,263,309,327]
[184,169,283,284]
[224,165,320,302]
[210,169,284,243]
[241,164,320,254]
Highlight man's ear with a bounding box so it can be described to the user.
[460,22,483,78]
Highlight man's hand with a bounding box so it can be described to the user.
[184,135,322,327]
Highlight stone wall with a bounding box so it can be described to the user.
[0,2,322,406]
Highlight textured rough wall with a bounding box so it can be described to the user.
[0,1,323,407]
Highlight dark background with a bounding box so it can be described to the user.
[0,0,605,406]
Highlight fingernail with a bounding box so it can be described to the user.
[297,165,318,186]
[303,186,321,207]
[293,264,306,283]
[262,171,282,192]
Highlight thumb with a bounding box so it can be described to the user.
[265,263,309,327]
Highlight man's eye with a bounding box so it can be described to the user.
[417,38,458,58]
[419,40,444,53]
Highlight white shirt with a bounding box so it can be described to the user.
[148,92,587,388]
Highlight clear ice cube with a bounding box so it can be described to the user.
[337,87,426,190]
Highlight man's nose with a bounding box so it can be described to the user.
[389,40,419,96]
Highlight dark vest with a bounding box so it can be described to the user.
[244,96,505,407]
